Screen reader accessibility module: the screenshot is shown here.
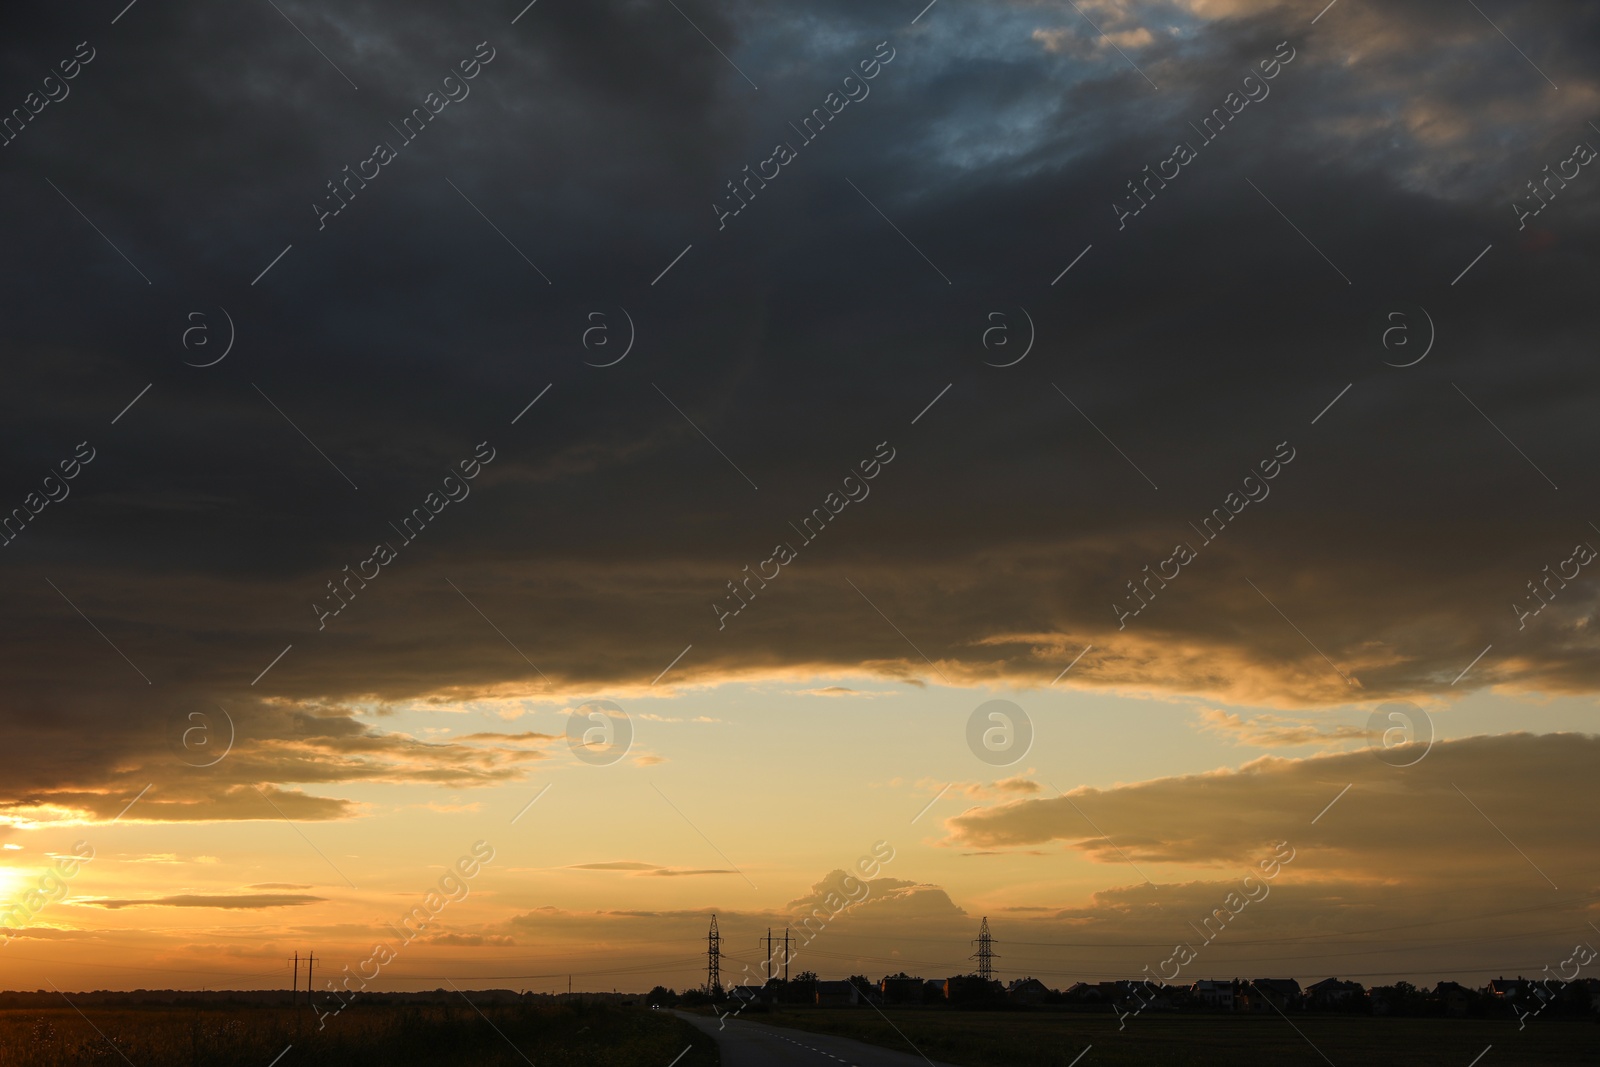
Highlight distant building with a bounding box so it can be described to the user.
[1575,978,1600,1014]
[1242,979,1301,1012]
[1067,980,1163,1006]
[726,982,779,1008]
[880,976,924,1005]
[1191,980,1235,1011]
[1005,977,1051,1004]
[944,975,1003,1003]
[1433,981,1474,1018]
[1485,977,1529,1002]
[815,981,862,1007]
[1154,986,1184,1011]
[1305,978,1364,1009]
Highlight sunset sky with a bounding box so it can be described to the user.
[1,0,1598,996]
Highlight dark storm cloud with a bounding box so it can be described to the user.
[2,0,1600,814]
[945,732,1600,880]
[0,690,551,824]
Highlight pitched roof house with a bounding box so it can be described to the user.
[815,980,861,1007]
[1243,979,1301,1011]
[1005,977,1051,1004]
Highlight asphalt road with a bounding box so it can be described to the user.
[676,1010,962,1067]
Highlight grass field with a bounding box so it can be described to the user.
[0,1001,716,1066]
[756,1007,1598,1066]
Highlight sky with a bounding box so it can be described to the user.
[1,0,1599,997]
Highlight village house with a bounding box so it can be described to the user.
[1005,977,1051,1005]
[1305,977,1365,1009]
[1433,981,1474,1018]
[879,975,924,1005]
[814,980,863,1007]
[1241,978,1301,1012]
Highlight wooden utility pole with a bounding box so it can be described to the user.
[291,950,299,1008]
[782,927,792,983]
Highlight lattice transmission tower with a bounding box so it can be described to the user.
[706,914,722,993]
[970,916,997,981]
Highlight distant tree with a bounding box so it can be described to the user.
[1554,980,1591,1018]
[646,986,678,1008]
[848,975,875,997]
[789,971,819,1004]
[1395,981,1424,1015]
[1371,982,1426,1017]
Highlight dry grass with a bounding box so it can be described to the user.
[0,1000,716,1067]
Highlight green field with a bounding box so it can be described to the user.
[0,1001,716,1067]
[755,1007,1597,1066]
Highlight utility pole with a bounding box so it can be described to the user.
[291,950,299,1009]
[306,952,316,1003]
[782,927,792,983]
[706,914,721,994]
[970,917,996,982]
[764,928,773,981]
